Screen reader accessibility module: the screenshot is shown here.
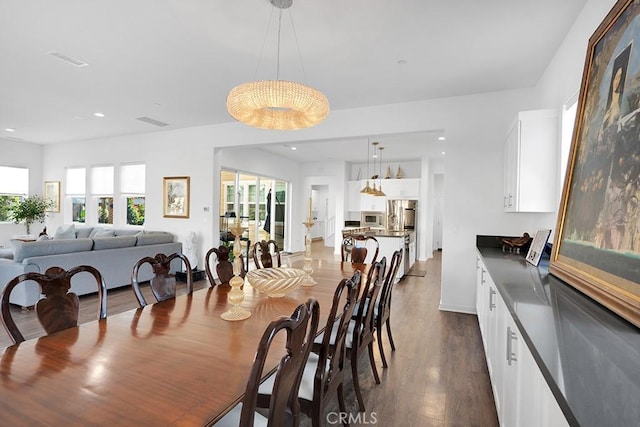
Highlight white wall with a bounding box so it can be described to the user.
[0,138,43,246]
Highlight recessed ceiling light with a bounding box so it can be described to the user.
[290,146,297,150]
[438,136,446,141]
[4,128,15,132]
[93,112,105,118]
[441,151,446,155]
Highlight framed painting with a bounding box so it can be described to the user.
[44,181,60,212]
[163,176,190,218]
[551,0,640,327]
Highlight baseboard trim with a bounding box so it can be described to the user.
[438,303,477,315]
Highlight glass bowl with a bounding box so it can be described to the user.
[246,267,306,298]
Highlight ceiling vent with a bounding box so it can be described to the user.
[136,116,169,127]
[48,51,89,68]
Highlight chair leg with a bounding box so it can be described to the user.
[351,352,366,412]
[377,323,388,369]
[367,342,381,384]
[386,318,396,351]
[337,383,350,427]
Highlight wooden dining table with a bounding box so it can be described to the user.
[0,258,367,426]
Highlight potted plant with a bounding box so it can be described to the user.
[9,195,52,235]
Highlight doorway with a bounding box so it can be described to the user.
[219,170,288,250]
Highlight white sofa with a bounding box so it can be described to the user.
[0,226,182,308]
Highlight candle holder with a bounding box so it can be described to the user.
[301,220,317,286]
[221,220,252,321]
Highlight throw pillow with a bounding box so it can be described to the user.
[54,224,76,240]
[94,229,115,238]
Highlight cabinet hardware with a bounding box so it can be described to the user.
[506,326,518,365]
[489,287,496,311]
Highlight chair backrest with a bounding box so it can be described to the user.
[377,249,403,322]
[204,245,245,286]
[316,271,361,393]
[341,234,379,264]
[0,265,107,344]
[240,298,320,427]
[131,252,192,307]
[353,258,386,345]
[253,240,281,269]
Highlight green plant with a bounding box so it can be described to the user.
[9,195,51,234]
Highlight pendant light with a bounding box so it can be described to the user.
[371,141,381,196]
[360,139,373,194]
[377,146,386,197]
[226,0,330,130]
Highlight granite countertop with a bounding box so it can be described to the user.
[343,227,413,238]
[477,246,640,427]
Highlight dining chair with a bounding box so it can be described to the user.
[131,252,192,307]
[253,239,282,269]
[341,234,379,264]
[258,271,362,427]
[204,245,246,286]
[0,265,107,344]
[214,298,320,427]
[375,248,403,368]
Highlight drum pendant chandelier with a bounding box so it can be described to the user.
[226,0,329,130]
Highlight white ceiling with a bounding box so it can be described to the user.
[0,0,586,162]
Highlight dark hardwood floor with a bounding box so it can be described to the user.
[0,244,498,426]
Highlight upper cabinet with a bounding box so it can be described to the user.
[380,178,420,199]
[504,109,558,212]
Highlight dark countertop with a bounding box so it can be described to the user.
[342,227,414,238]
[477,246,640,427]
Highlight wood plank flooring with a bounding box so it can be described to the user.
[0,245,498,426]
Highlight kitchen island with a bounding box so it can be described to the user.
[342,228,416,280]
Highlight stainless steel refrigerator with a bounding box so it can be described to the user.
[386,199,417,231]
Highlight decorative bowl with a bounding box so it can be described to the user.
[246,267,306,298]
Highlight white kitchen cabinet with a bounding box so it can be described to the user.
[503,109,558,212]
[380,178,420,199]
[376,235,405,282]
[475,253,569,427]
[360,192,386,212]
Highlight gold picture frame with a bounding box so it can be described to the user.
[163,176,190,218]
[550,0,640,327]
[44,181,60,212]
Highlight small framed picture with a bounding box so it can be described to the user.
[44,181,60,212]
[163,176,190,218]
[526,229,552,267]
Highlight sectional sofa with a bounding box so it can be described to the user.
[0,225,182,308]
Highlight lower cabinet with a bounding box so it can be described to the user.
[475,254,568,427]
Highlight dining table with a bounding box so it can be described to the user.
[0,258,367,426]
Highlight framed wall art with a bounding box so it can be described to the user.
[44,181,60,212]
[163,176,190,218]
[550,0,640,327]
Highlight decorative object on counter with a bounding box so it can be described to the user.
[225,0,329,130]
[385,165,392,179]
[246,267,306,297]
[550,0,640,328]
[302,217,317,286]
[8,195,52,235]
[221,219,252,321]
[526,229,552,266]
[396,165,403,179]
[498,233,532,253]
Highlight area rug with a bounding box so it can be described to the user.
[405,269,427,277]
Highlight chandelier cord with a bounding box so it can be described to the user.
[287,9,308,84]
[253,6,276,81]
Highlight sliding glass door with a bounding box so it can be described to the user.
[219,170,287,250]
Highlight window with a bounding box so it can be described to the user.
[92,166,114,224]
[67,167,86,223]
[121,163,145,225]
[0,166,28,222]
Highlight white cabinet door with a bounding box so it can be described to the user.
[504,109,558,212]
[360,193,386,211]
[381,178,420,199]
